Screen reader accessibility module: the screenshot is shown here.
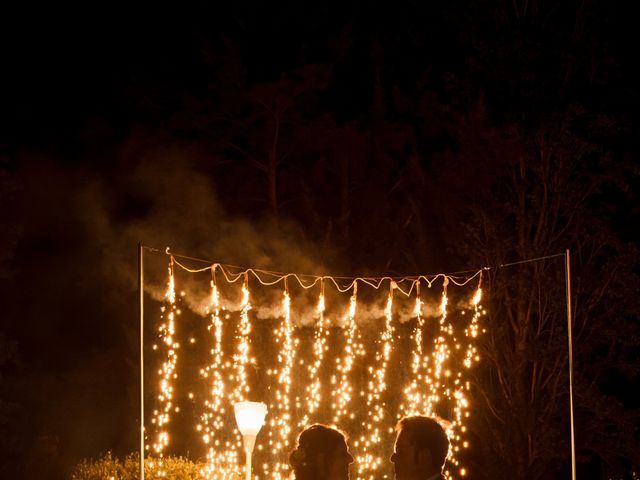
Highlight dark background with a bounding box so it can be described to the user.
[1,0,639,478]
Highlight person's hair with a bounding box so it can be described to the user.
[395,416,450,469]
[289,424,348,480]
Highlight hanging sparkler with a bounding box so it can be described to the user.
[233,273,253,403]
[398,279,426,418]
[446,273,484,478]
[332,281,365,424]
[199,266,239,479]
[147,248,488,480]
[356,280,395,480]
[150,256,180,477]
[300,279,330,427]
[424,277,450,414]
[265,280,296,479]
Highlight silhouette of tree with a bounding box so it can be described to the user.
[443,106,640,478]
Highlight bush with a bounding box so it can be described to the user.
[71,452,211,480]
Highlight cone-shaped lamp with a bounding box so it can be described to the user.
[234,401,267,480]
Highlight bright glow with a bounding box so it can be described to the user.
[264,288,295,479]
[234,401,268,437]
[148,263,485,480]
[399,280,425,417]
[357,283,394,480]
[150,257,180,473]
[200,270,241,479]
[233,276,253,403]
[300,283,329,427]
[332,282,365,424]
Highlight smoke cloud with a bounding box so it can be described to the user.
[15,137,475,333]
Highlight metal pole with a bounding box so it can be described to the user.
[565,249,576,480]
[243,435,256,480]
[245,448,252,480]
[139,242,145,480]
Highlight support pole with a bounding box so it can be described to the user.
[243,435,256,480]
[139,242,145,480]
[565,249,576,480]
[245,447,252,480]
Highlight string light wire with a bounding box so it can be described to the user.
[169,251,484,291]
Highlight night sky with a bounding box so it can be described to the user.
[1,1,639,479]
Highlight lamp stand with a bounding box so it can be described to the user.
[242,434,257,480]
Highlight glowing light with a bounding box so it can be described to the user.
[150,257,180,473]
[332,282,365,424]
[300,281,330,427]
[399,280,426,418]
[149,258,485,480]
[200,267,241,478]
[234,401,268,436]
[264,286,295,479]
[441,276,484,480]
[235,402,268,480]
[357,281,395,480]
[232,274,253,403]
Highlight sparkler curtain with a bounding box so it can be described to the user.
[144,250,485,480]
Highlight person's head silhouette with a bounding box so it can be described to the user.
[391,416,449,480]
[289,424,354,480]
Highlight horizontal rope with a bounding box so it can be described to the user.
[145,244,563,291]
